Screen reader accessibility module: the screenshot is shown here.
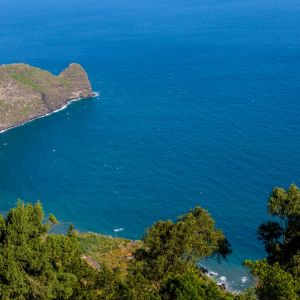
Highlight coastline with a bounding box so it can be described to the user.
[0,91,100,134]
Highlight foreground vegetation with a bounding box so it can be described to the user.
[0,183,299,299]
[245,184,300,299]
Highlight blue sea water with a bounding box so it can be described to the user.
[0,0,300,290]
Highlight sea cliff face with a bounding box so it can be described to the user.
[0,63,93,131]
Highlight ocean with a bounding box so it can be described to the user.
[0,0,300,290]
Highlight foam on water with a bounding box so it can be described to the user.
[113,228,124,233]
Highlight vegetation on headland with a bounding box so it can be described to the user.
[0,63,93,131]
[0,183,299,299]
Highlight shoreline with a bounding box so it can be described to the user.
[0,91,100,134]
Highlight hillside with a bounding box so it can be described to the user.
[78,232,142,274]
[0,63,93,131]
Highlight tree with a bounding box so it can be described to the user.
[244,260,300,300]
[258,184,300,265]
[246,184,300,300]
[161,267,233,300]
[127,206,232,298]
[0,201,97,299]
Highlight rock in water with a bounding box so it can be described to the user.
[0,63,93,131]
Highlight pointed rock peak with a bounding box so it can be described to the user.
[59,63,93,97]
[59,63,87,79]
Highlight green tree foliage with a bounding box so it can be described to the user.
[82,206,233,299]
[235,288,256,300]
[161,267,234,300]
[245,260,300,300]
[246,184,300,300]
[120,206,232,299]
[258,184,300,265]
[132,206,231,281]
[0,201,234,299]
[0,201,97,299]
[48,213,59,225]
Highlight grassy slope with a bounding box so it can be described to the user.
[1,64,70,93]
[77,233,142,274]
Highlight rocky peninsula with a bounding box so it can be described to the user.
[0,63,93,132]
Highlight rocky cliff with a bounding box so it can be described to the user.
[0,63,93,131]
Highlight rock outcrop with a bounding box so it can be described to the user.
[0,63,93,131]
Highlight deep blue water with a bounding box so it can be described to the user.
[1,0,300,290]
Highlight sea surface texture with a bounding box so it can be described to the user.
[0,0,300,290]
